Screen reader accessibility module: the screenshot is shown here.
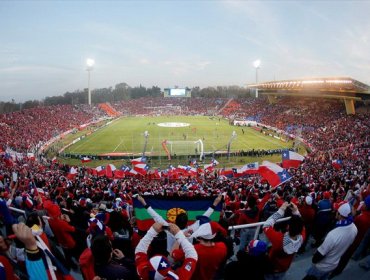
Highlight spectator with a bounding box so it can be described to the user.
[91,234,138,280]
[304,202,358,280]
[190,221,228,280]
[135,222,198,280]
[263,202,305,280]
[330,195,370,277]
[224,239,273,280]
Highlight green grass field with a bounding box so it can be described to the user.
[58,116,302,168]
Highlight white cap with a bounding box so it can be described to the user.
[305,196,313,205]
[338,203,351,217]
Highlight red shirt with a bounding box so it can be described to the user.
[48,218,76,249]
[191,242,227,280]
[298,204,315,226]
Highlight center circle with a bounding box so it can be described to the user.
[157,122,190,128]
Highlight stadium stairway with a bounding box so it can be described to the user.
[217,98,234,115]
[218,99,241,116]
[98,103,121,117]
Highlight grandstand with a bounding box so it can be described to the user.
[0,95,369,280]
[248,77,370,114]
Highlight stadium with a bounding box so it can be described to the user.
[1,2,370,280]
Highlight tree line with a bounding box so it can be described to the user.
[0,83,252,114]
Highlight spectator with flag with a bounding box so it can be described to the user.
[136,194,223,254]
[281,150,305,169]
[135,222,198,280]
[258,161,292,188]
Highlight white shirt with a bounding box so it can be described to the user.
[315,222,358,272]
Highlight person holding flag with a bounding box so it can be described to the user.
[135,222,198,280]
[136,194,223,254]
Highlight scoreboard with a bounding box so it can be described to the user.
[164,88,191,98]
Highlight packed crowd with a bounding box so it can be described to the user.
[112,97,229,116]
[0,96,369,280]
[0,104,105,153]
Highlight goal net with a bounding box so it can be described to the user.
[163,139,204,160]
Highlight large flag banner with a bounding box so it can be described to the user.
[133,197,222,231]
[105,164,116,178]
[233,162,259,178]
[81,157,92,163]
[131,156,147,165]
[259,161,292,188]
[282,150,304,169]
[133,163,150,176]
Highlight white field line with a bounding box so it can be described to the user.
[113,138,125,152]
[69,120,121,153]
[69,130,103,153]
[248,128,287,148]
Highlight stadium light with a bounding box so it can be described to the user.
[253,60,261,98]
[86,59,95,106]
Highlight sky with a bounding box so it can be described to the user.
[1,0,370,102]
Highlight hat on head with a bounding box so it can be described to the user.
[191,221,225,240]
[79,197,87,207]
[305,196,313,205]
[98,203,106,211]
[323,191,331,199]
[88,217,105,236]
[338,202,351,217]
[149,255,179,280]
[248,240,268,256]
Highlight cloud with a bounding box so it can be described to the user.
[0,65,74,74]
[139,58,150,65]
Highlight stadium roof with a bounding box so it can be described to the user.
[247,77,370,100]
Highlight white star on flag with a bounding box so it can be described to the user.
[160,261,168,268]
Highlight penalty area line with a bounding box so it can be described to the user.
[113,138,124,152]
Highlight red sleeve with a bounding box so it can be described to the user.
[257,193,271,211]
[0,256,16,280]
[175,257,197,280]
[263,226,283,249]
[135,252,151,280]
[61,220,75,232]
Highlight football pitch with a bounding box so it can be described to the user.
[64,116,294,161]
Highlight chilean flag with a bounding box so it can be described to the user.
[96,166,106,177]
[153,168,161,179]
[114,166,125,179]
[131,156,147,165]
[233,162,259,177]
[27,153,35,161]
[332,159,342,170]
[81,157,92,163]
[133,163,149,176]
[67,167,78,179]
[282,150,304,169]
[105,164,116,178]
[258,161,292,188]
[219,168,234,178]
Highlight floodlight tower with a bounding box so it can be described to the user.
[253,59,261,98]
[86,58,95,106]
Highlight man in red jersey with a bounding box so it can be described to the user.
[189,221,228,280]
[263,201,305,280]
